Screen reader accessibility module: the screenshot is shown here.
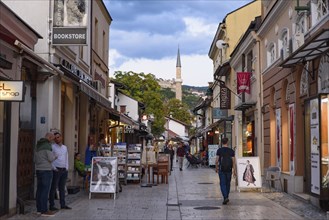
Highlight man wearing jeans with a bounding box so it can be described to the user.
[49,132,71,210]
[35,132,57,216]
[215,137,236,205]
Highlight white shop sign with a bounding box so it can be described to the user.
[0,81,24,102]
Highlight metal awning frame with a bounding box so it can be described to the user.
[280,29,329,72]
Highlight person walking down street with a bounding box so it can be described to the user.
[176,142,185,171]
[215,137,236,205]
[35,132,57,217]
[49,132,72,211]
[165,144,175,171]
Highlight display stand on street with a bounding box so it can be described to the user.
[89,157,118,200]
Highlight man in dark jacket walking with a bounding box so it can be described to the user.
[35,132,57,216]
[215,137,236,205]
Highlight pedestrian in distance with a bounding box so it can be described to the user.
[176,142,185,171]
[215,137,236,205]
[49,132,72,211]
[35,132,57,217]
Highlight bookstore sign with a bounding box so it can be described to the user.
[0,81,24,102]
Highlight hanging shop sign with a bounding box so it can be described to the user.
[213,108,228,119]
[0,81,24,102]
[220,87,231,109]
[53,0,88,45]
[237,72,251,94]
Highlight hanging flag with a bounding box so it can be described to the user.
[237,72,251,94]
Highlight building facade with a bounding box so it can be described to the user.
[207,0,262,152]
[1,0,117,216]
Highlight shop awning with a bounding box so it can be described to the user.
[120,113,139,128]
[214,61,231,78]
[80,80,114,112]
[281,29,329,67]
[234,102,257,111]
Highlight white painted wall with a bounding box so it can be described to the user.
[117,93,139,121]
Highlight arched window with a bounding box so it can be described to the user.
[267,43,276,67]
[280,29,289,59]
[311,0,329,25]
[300,62,309,96]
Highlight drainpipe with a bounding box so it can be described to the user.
[251,30,264,173]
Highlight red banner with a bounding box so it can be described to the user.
[237,72,251,94]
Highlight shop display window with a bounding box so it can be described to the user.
[321,95,329,189]
[243,122,254,156]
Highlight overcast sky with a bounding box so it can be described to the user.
[104,0,251,87]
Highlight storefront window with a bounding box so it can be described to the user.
[243,121,254,156]
[321,95,329,190]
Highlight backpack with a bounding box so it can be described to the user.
[219,150,233,172]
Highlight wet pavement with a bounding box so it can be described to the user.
[8,160,327,220]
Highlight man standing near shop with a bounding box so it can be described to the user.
[215,137,236,205]
[49,132,72,210]
[35,132,57,216]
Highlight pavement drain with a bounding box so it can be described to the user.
[166,203,181,206]
[198,182,214,184]
[194,206,220,210]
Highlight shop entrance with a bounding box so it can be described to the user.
[0,102,10,216]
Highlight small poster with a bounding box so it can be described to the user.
[236,157,262,189]
[208,145,219,166]
[90,157,117,194]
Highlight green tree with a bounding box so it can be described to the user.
[164,99,193,126]
[160,88,175,101]
[113,71,165,136]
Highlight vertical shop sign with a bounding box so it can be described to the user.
[310,98,320,195]
[220,87,231,109]
[275,109,282,167]
[289,104,296,176]
[53,0,88,45]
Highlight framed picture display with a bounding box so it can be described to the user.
[89,157,117,199]
[236,157,262,190]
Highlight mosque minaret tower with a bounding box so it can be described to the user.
[175,47,182,101]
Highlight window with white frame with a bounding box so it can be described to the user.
[280,29,289,59]
[311,0,329,25]
[267,43,276,66]
[295,12,307,34]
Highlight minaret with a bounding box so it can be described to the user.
[175,47,182,101]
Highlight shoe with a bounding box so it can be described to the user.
[179,168,182,171]
[41,210,56,217]
[61,205,72,209]
[222,198,229,205]
[49,206,59,211]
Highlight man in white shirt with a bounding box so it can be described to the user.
[49,132,72,210]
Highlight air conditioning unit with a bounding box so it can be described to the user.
[292,32,305,52]
[92,80,102,92]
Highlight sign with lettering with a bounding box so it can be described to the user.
[53,0,88,45]
[220,87,231,109]
[212,108,228,119]
[0,81,24,101]
[124,125,134,134]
